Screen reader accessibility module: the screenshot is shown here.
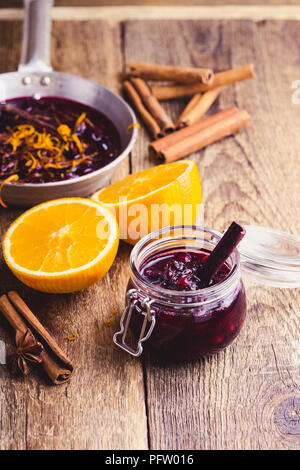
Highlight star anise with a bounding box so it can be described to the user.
[8,329,44,376]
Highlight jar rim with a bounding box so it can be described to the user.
[129,225,241,305]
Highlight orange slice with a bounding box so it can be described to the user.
[3,198,119,293]
[91,160,202,244]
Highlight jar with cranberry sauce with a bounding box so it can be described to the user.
[114,225,300,360]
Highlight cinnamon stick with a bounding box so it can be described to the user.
[125,62,214,84]
[176,86,223,128]
[2,103,61,137]
[123,80,163,139]
[176,93,202,124]
[152,64,255,101]
[130,77,175,133]
[159,109,250,163]
[149,107,239,160]
[198,221,246,287]
[0,292,74,384]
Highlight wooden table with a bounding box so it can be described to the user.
[0,7,300,450]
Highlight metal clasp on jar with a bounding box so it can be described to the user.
[113,289,156,357]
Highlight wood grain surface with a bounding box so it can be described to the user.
[0,15,300,450]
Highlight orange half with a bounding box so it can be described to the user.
[3,198,119,293]
[91,160,202,244]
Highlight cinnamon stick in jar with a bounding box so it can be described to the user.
[149,107,239,160]
[152,64,255,101]
[130,77,175,133]
[161,109,249,163]
[123,80,163,139]
[0,292,74,384]
[125,62,214,84]
[176,86,223,128]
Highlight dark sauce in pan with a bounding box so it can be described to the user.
[0,96,121,184]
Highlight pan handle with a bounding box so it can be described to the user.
[18,0,54,73]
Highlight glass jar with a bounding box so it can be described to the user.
[114,226,245,360]
[114,224,300,360]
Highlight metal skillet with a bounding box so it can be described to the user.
[0,0,138,207]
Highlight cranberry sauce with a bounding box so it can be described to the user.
[129,249,246,360]
[141,250,230,291]
[0,96,121,183]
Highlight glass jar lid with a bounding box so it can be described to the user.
[237,225,300,288]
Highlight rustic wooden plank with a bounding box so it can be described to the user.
[2,1,300,8]
[124,19,300,450]
[6,6,300,23]
[0,19,148,450]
